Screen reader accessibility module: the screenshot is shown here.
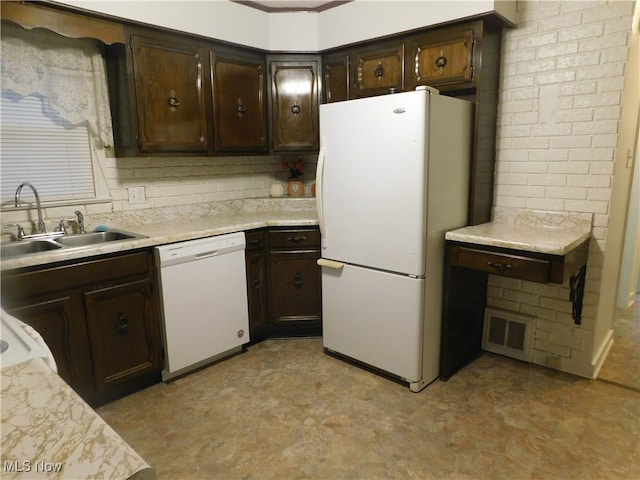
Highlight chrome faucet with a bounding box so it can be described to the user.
[14,182,45,234]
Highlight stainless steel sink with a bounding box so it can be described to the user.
[1,229,147,259]
[56,231,142,248]
[1,240,62,257]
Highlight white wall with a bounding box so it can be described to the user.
[57,0,516,51]
[60,0,271,49]
[316,0,512,50]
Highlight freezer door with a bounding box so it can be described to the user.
[322,263,424,382]
[317,90,429,276]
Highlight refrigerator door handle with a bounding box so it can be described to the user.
[317,258,344,269]
[316,138,327,247]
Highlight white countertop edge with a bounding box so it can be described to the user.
[445,225,592,256]
[1,213,318,271]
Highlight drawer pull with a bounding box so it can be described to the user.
[488,261,512,273]
[248,238,262,246]
[287,235,307,243]
[374,63,384,78]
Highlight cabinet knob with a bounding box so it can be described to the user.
[292,271,304,289]
[252,278,262,294]
[168,90,180,111]
[435,52,448,73]
[291,105,301,115]
[116,313,129,334]
[374,63,384,79]
[237,102,247,114]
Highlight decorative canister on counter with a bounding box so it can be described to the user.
[287,180,304,197]
[270,183,284,197]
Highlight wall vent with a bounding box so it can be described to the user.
[482,308,534,362]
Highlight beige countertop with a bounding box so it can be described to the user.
[1,204,318,271]
[1,357,154,480]
[444,207,593,256]
[445,222,592,256]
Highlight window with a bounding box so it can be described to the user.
[1,93,97,203]
[0,22,113,206]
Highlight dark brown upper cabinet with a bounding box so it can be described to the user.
[211,48,268,153]
[131,34,209,153]
[322,51,350,103]
[351,40,404,98]
[268,55,321,153]
[405,23,476,91]
[106,31,211,156]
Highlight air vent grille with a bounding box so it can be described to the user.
[482,308,534,362]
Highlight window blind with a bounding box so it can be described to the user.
[1,94,96,204]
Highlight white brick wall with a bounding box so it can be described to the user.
[94,153,316,215]
[491,0,635,376]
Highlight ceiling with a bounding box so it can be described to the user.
[231,1,351,13]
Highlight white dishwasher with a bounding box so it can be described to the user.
[155,232,249,381]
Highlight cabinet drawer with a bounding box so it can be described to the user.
[268,229,320,249]
[454,246,550,283]
[245,229,267,252]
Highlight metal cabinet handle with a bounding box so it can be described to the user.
[435,52,448,73]
[292,271,303,289]
[488,261,512,273]
[291,105,301,115]
[287,235,307,243]
[168,90,180,111]
[374,63,384,78]
[252,278,262,294]
[116,313,129,334]
[248,238,262,247]
[237,102,246,114]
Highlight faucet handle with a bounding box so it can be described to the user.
[74,210,85,234]
[4,223,26,240]
[56,218,76,234]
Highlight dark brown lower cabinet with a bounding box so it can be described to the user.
[1,251,163,406]
[245,229,269,343]
[245,227,322,338]
[269,249,322,335]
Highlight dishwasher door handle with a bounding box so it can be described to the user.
[195,249,219,259]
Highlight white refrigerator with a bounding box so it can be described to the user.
[316,88,472,392]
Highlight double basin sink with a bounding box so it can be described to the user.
[1,230,147,259]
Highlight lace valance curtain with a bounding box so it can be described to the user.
[0,22,114,148]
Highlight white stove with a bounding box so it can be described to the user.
[1,309,57,371]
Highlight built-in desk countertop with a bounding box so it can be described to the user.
[440,208,593,380]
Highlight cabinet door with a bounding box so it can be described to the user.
[83,278,163,393]
[405,24,475,90]
[211,49,268,153]
[246,250,269,341]
[269,250,322,332]
[131,34,209,153]
[352,41,404,98]
[268,56,320,152]
[323,52,349,103]
[5,296,94,399]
